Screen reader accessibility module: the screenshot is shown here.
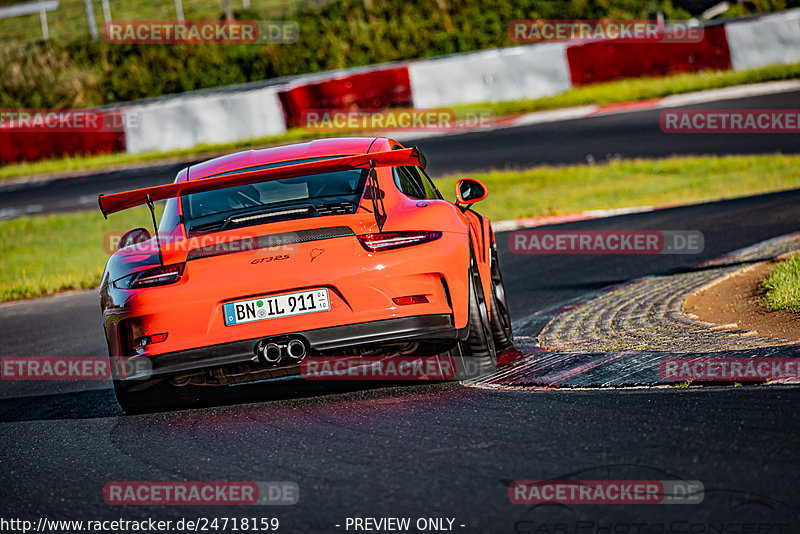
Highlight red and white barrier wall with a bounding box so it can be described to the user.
[1,9,798,164]
[122,85,286,154]
[278,66,412,128]
[567,24,732,85]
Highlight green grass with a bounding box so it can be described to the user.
[0,0,318,45]
[0,207,153,301]
[434,154,800,222]
[2,153,799,303]
[1,63,799,182]
[761,255,800,313]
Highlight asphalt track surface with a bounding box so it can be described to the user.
[1,95,800,530]
[1,90,799,218]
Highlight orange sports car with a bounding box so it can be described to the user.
[98,137,512,412]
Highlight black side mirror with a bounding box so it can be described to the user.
[118,227,151,250]
[455,178,488,205]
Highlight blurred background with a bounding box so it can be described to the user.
[1,0,798,109]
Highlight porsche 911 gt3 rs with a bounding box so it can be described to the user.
[98,137,512,412]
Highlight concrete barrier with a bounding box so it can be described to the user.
[725,9,800,71]
[409,43,571,108]
[124,86,286,154]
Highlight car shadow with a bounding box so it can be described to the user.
[0,348,523,423]
[0,378,450,423]
[0,388,123,422]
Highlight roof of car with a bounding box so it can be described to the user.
[183,137,394,182]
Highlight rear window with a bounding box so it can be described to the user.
[180,168,367,234]
[393,166,443,200]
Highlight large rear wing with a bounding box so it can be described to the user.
[98,147,424,217]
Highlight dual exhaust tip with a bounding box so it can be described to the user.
[260,338,307,365]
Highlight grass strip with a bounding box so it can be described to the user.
[761,255,800,313]
[2,154,798,303]
[1,63,798,182]
[434,153,800,222]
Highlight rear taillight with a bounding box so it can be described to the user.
[392,295,429,305]
[136,332,168,348]
[357,231,441,252]
[115,264,185,289]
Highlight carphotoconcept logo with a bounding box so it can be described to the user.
[104,20,298,44]
[104,481,298,505]
[509,230,703,254]
[509,19,703,44]
[509,465,790,533]
[660,109,800,133]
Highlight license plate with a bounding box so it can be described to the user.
[224,289,330,326]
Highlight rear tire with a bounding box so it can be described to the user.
[113,378,190,414]
[489,241,514,352]
[113,379,152,414]
[453,256,497,380]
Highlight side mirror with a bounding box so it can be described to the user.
[118,227,151,250]
[455,178,488,205]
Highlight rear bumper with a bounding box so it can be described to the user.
[103,223,471,362]
[122,314,462,381]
